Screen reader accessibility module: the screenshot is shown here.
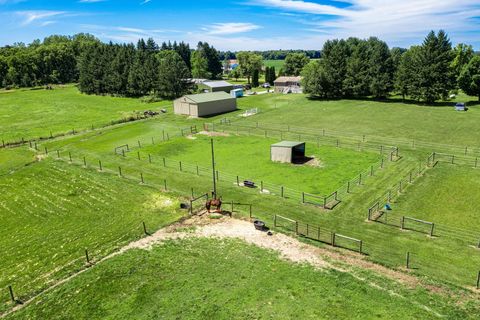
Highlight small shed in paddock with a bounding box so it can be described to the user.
[271,141,306,163]
[174,92,237,118]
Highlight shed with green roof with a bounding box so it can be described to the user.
[174,92,237,118]
[271,141,306,163]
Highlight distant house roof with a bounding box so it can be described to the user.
[182,92,233,104]
[271,141,305,148]
[274,76,302,83]
[202,80,233,88]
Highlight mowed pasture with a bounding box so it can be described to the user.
[135,134,381,195]
[0,85,171,142]
[391,163,480,231]
[5,238,475,320]
[236,93,480,147]
[0,160,184,313]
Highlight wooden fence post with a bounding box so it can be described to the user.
[69,152,72,162]
[430,223,435,237]
[302,192,305,203]
[274,214,277,227]
[452,155,455,164]
[216,170,219,181]
[99,160,102,171]
[148,154,152,163]
[44,146,48,155]
[231,201,234,213]
[281,186,284,198]
[118,166,122,177]
[164,179,167,191]
[179,161,182,172]
[476,271,480,289]
[347,181,350,193]
[358,173,362,185]
[138,140,141,148]
[406,252,410,269]
[331,233,336,246]
[399,181,403,193]
[359,240,363,254]
[56,150,60,158]
[295,221,299,235]
[85,249,90,264]
[143,222,148,235]
[249,204,252,218]
[381,157,384,168]
[401,216,405,229]
[140,173,144,184]
[122,149,125,157]
[151,137,155,145]
[162,130,165,141]
[196,165,199,175]
[83,156,86,167]
[370,166,374,176]
[261,181,264,192]
[163,157,166,167]
[137,152,140,160]
[236,176,240,186]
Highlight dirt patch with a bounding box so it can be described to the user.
[305,156,324,168]
[197,131,230,137]
[143,194,177,211]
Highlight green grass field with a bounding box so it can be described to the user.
[6,237,477,320]
[392,163,480,231]
[263,59,285,70]
[0,85,171,142]
[236,93,480,148]
[2,87,480,318]
[136,134,381,195]
[0,160,185,313]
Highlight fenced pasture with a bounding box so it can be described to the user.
[114,133,393,208]
[235,93,480,148]
[369,163,480,244]
[0,161,184,313]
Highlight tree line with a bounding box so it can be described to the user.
[220,49,321,60]
[302,31,480,102]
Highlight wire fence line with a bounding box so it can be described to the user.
[107,131,401,210]
[207,120,400,155]
[366,153,480,248]
[212,117,480,157]
[1,113,167,150]
[273,214,480,289]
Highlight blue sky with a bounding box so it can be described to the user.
[1,0,480,50]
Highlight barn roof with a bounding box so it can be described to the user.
[271,141,305,148]
[202,80,233,88]
[182,92,233,103]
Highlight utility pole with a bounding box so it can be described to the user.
[211,138,217,199]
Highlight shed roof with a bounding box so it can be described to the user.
[203,80,233,88]
[271,141,305,148]
[182,92,233,103]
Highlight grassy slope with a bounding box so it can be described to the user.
[0,86,171,142]
[6,237,473,320]
[0,159,185,312]
[236,93,480,146]
[263,59,285,70]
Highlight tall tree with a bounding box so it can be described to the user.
[409,30,454,103]
[196,42,222,79]
[156,50,191,99]
[237,51,263,84]
[252,69,259,87]
[302,60,333,98]
[284,53,310,76]
[191,50,210,79]
[458,55,480,101]
[321,39,349,97]
[395,46,421,101]
[451,43,474,83]
[367,37,394,98]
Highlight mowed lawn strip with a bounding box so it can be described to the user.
[5,237,471,320]
[0,160,185,312]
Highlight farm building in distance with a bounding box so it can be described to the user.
[173,92,237,118]
[274,76,303,94]
[200,80,234,93]
[271,141,306,163]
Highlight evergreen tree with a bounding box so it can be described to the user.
[451,43,474,83]
[409,30,454,102]
[252,69,259,87]
[458,55,480,101]
[156,50,191,99]
[394,46,421,101]
[196,42,222,79]
[367,37,394,98]
[343,38,370,97]
[321,39,349,97]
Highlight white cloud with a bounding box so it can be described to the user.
[202,22,261,35]
[253,0,480,46]
[15,10,66,26]
[80,24,180,43]
[141,0,152,4]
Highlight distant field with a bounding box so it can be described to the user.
[6,237,472,320]
[264,59,285,70]
[0,85,171,142]
[0,160,184,312]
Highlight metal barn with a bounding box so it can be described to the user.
[271,141,306,163]
[173,92,237,118]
